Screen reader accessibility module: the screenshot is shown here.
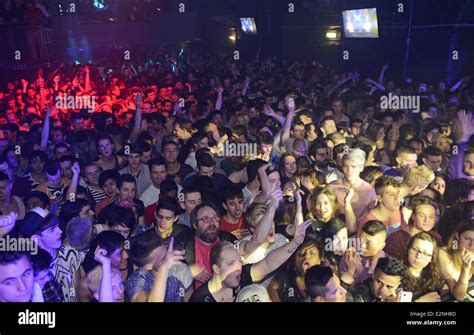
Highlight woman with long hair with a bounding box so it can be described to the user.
[402,232,444,302]
[318,217,349,278]
[438,220,474,301]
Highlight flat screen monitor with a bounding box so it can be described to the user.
[342,8,379,38]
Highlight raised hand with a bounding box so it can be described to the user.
[161,237,185,272]
[190,264,211,283]
[345,248,362,274]
[269,189,283,209]
[461,248,474,270]
[71,162,80,176]
[344,187,355,204]
[94,247,111,266]
[0,212,19,238]
[293,220,312,246]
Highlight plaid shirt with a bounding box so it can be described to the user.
[42,272,64,303]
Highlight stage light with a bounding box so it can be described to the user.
[326,31,338,39]
[93,0,108,10]
[229,35,236,41]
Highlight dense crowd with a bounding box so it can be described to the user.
[0,43,473,303]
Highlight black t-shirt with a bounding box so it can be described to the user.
[352,279,379,302]
[189,264,253,302]
[97,200,145,224]
[139,223,193,249]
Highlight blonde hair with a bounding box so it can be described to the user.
[403,165,435,189]
[330,132,346,147]
[87,265,121,295]
[343,148,366,168]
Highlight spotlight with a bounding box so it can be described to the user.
[326,31,338,40]
[229,35,236,41]
[93,0,108,10]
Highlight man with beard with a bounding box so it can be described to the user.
[351,257,406,302]
[189,218,311,302]
[308,139,340,184]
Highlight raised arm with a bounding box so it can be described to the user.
[66,163,81,201]
[252,163,271,204]
[215,87,223,111]
[250,219,311,282]
[238,189,283,256]
[280,97,296,147]
[40,105,51,150]
[94,248,113,302]
[148,238,185,302]
[129,94,143,143]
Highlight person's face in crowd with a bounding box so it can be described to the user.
[198,165,214,177]
[84,165,100,187]
[292,141,306,158]
[212,114,223,127]
[315,274,347,303]
[55,146,69,159]
[463,153,474,177]
[249,107,259,119]
[34,269,50,290]
[412,204,437,232]
[30,156,45,174]
[0,178,12,202]
[432,135,450,153]
[214,248,243,288]
[425,129,439,145]
[79,204,95,221]
[119,248,129,271]
[59,160,73,179]
[223,79,231,90]
[119,181,136,201]
[159,88,167,98]
[456,230,474,253]
[35,224,63,251]
[155,208,178,232]
[295,244,320,276]
[382,116,393,130]
[351,122,362,136]
[98,139,114,158]
[163,143,178,164]
[46,170,62,188]
[102,178,118,198]
[164,101,173,112]
[291,125,306,140]
[196,136,209,150]
[150,164,167,187]
[112,86,121,97]
[428,106,438,119]
[283,155,297,176]
[122,113,134,126]
[397,152,418,171]
[182,192,201,215]
[0,255,34,302]
[27,88,35,99]
[142,102,152,114]
[370,269,402,301]
[173,124,188,140]
[322,120,337,137]
[234,115,247,127]
[267,171,281,190]
[314,193,333,222]
[408,238,434,271]
[331,227,349,256]
[110,224,131,240]
[6,113,19,124]
[6,150,19,168]
[72,118,85,131]
[332,100,343,114]
[359,231,386,258]
[51,130,65,144]
[378,186,401,211]
[111,271,124,302]
[342,159,363,184]
[127,153,141,170]
[423,154,442,172]
[194,206,220,243]
[223,197,244,220]
[430,176,446,196]
[313,147,329,169]
[25,196,46,212]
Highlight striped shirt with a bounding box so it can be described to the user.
[86,185,107,204]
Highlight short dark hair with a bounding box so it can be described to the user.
[162,140,178,152]
[222,187,244,204]
[31,248,52,274]
[305,265,334,299]
[98,170,121,189]
[129,231,164,267]
[24,191,50,208]
[196,152,215,169]
[156,196,181,216]
[107,206,136,230]
[256,131,273,145]
[0,171,9,183]
[117,174,136,189]
[422,145,443,158]
[374,175,401,195]
[0,251,31,266]
[361,220,387,236]
[29,150,48,163]
[148,157,166,171]
[374,257,406,277]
